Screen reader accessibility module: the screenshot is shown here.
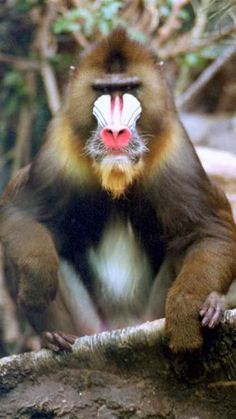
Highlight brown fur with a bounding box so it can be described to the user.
[0,207,59,311]
[1,29,236,353]
[1,165,31,203]
[44,116,97,186]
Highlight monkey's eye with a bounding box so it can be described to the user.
[124,86,139,96]
[126,85,138,92]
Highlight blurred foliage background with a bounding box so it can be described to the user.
[0,0,236,190]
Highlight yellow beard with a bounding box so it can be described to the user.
[94,156,144,198]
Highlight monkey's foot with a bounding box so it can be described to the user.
[200,291,226,328]
[42,331,77,352]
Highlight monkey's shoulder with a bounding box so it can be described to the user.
[1,164,31,204]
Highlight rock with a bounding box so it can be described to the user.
[196,146,236,221]
[181,113,236,154]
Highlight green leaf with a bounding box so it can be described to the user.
[98,20,111,35]
[53,8,94,36]
[3,71,24,89]
[53,18,81,34]
[15,0,45,12]
[184,53,206,69]
[160,5,171,17]
[101,2,122,20]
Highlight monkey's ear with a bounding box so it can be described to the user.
[156,61,165,69]
[69,65,77,78]
[155,61,166,76]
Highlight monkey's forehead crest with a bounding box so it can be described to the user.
[93,94,142,127]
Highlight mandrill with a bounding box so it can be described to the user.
[0,29,236,353]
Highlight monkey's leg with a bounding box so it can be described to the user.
[226,278,236,308]
[40,260,104,351]
[145,258,176,320]
[26,291,78,352]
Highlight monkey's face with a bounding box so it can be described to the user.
[65,30,172,197]
[83,91,146,197]
[88,92,146,161]
[92,93,143,156]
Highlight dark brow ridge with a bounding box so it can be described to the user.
[92,74,141,90]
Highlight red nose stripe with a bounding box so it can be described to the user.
[100,95,131,149]
[111,95,123,125]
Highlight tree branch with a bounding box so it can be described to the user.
[36,2,61,114]
[177,44,236,110]
[159,24,236,59]
[0,309,236,387]
[157,0,190,45]
[11,72,36,176]
[0,53,39,71]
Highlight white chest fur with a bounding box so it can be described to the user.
[88,216,153,320]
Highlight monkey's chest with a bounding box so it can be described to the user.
[55,193,164,326]
[87,216,154,325]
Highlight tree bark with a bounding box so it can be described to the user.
[0,312,236,418]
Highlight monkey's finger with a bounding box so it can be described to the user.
[58,332,77,345]
[44,331,55,342]
[199,306,208,316]
[53,332,73,351]
[201,305,215,326]
[200,292,217,317]
[200,301,211,317]
[42,332,60,352]
[208,305,223,329]
[46,342,61,352]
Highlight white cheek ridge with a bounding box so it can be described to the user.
[88,217,153,309]
[93,95,111,126]
[121,93,142,126]
[93,93,142,129]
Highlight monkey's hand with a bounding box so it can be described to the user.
[165,290,227,352]
[200,291,226,328]
[165,287,204,353]
[18,258,59,313]
[42,331,77,352]
[164,237,235,352]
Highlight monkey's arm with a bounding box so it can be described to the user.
[0,169,59,314]
[149,134,236,352]
[165,237,236,352]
